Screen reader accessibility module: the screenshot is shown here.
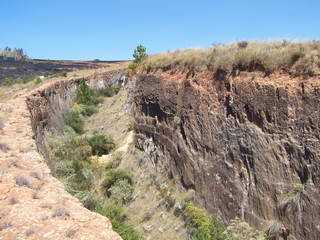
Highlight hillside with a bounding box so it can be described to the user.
[0,59,126,85]
[1,42,320,240]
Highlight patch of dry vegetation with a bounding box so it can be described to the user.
[140,41,320,77]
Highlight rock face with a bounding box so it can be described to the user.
[131,71,320,240]
[0,71,123,240]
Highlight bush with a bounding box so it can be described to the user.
[101,169,133,196]
[109,179,134,204]
[183,202,232,240]
[50,135,94,192]
[72,103,97,117]
[76,79,99,106]
[64,110,84,134]
[70,165,94,190]
[87,133,115,156]
[76,191,99,210]
[112,220,143,240]
[95,202,127,223]
[33,77,42,85]
[95,202,142,240]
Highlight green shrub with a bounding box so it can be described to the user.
[54,159,76,177]
[51,135,91,163]
[133,45,147,64]
[112,220,143,240]
[72,103,97,117]
[128,45,148,71]
[109,179,134,204]
[49,135,92,175]
[76,79,99,106]
[33,77,43,85]
[87,133,115,156]
[128,62,138,72]
[76,191,99,210]
[48,134,95,193]
[64,110,84,134]
[95,202,142,240]
[184,202,232,240]
[101,169,133,196]
[71,164,94,190]
[99,85,121,97]
[95,201,127,223]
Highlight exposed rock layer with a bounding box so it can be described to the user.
[131,70,320,240]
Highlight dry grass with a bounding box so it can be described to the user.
[140,41,320,77]
[227,218,266,240]
[52,208,70,218]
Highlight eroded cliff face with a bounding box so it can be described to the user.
[27,71,126,157]
[131,71,320,240]
[0,71,125,240]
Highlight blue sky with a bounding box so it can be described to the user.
[1,0,320,60]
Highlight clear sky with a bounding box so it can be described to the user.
[1,0,320,60]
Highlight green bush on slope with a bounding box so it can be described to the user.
[183,202,233,240]
[87,132,115,156]
[63,110,85,134]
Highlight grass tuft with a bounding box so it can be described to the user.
[15,176,33,188]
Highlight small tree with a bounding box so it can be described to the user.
[133,44,147,64]
[128,45,147,72]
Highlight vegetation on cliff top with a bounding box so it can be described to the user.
[139,41,320,77]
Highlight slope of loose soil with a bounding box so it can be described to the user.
[85,90,189,240]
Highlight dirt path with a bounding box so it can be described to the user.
[0,71,121,240]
